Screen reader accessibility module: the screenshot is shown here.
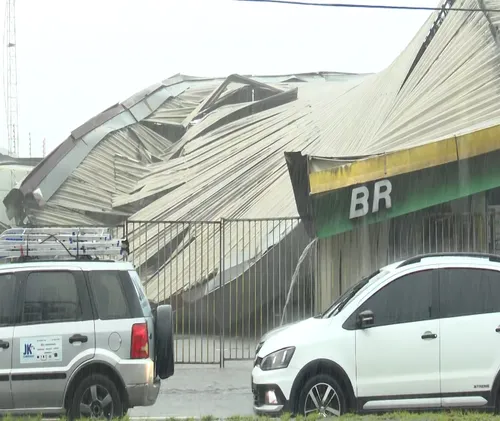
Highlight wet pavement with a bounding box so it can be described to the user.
[129,361,254,418]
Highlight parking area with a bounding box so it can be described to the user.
[130,361,254,419]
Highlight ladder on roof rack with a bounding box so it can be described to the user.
[0,227,129,261]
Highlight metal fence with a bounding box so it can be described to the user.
[14,212,496,365]
[315,211,496,312]
[388,212,494,260]
[125,218,316,366]
[122,212,498,366]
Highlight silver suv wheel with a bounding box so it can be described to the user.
[69,373,123,420]
[80,384,114,419]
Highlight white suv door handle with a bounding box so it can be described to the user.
[421,331,437,340]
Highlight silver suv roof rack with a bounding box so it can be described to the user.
[0,227,129,262]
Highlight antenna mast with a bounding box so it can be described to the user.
[4,0,19,158]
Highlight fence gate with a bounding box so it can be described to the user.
[126,218,317,366]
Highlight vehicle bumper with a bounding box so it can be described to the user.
[116,358,160,407]
[252,382,289,415]
[126,376,161,408]
[251,365,299,415]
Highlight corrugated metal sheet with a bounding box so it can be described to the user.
[28,203,104,226]
[144,82,220,126]
[40,123,171,222]
[16,0,500,301]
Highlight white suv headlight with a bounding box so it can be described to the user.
[260,347,295,371]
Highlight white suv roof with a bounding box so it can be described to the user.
[381,252,500,274]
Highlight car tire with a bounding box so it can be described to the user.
[155,304,175,379]
[297,374,346,417]
[68,373,123,420]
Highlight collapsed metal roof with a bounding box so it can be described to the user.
[5,0,500,300]
[6,71,364,225]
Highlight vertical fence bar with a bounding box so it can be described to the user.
[266,220,270,335]
[144,224,148,297]
[157,224,160,305]
[272,220,277,330]
[212,223,217,364]
[245,220,249,359]
[228,220,233,360]
[253,220,257,351]
[291,221,298,321]
[491,212,495,253]
[237,221,241,358]
[181,222,185,363]
[200,223,205,364]
[220,219,225,368]
[278,220,282,328]
[259,220,264,341]
[194,223,198,363]
[243,221,247,359]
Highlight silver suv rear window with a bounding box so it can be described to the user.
[90,271,131,320]
[128,270,153,317]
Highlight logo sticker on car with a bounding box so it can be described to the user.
[20,336,63,364]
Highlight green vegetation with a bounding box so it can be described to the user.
[1,411,500,421]
[335,411,499,420]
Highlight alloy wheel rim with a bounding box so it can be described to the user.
[79,384,114,419]
[304,382,341,417]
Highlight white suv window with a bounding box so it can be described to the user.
[351,269,436,328]
[322,270,388,318]
[439,268,500,318]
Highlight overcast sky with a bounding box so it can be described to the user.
[1,0,438,157]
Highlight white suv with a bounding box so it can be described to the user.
[252,252,500,417]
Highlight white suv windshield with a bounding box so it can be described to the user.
[321,269,388,318]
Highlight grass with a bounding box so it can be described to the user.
[1,412,500,421]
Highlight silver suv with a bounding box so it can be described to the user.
[0,228,174,419]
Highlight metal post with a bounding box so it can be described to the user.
[219,219,225,368]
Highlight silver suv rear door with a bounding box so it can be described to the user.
[87,269,154,362]
[0,272,18,409]
[11,268,95,409]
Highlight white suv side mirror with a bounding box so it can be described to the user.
[357,309,375,329]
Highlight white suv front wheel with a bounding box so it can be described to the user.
[298,374,346,417]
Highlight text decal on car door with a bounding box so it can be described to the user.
[20,336,63,364]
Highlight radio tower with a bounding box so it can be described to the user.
[4,0,19,158]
